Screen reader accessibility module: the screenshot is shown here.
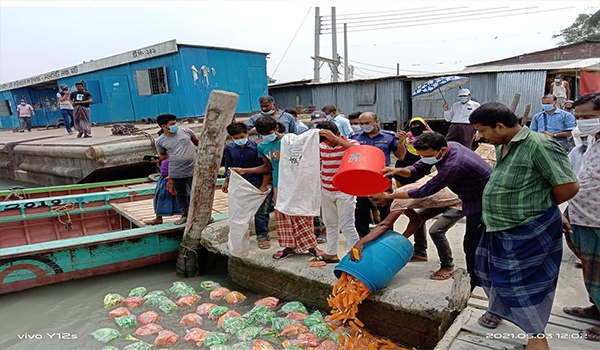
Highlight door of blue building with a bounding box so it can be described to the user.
[103,76,135,123]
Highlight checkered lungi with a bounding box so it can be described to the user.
[275,210,317,252]
[153,176,182,217]
[565,225,600,310]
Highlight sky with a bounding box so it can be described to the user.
[1,0,599,85]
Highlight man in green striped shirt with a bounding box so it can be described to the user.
[469,102,579,350]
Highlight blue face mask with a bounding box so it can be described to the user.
[262,133,277,142]
[20,102,26,105]
[361,125,375,133]
[168,125,179,133]
[458,96,469,103]
[581,139,589,146]
[234,138,248,146]
[542,104,555,111]
[555,78,561,83]
[326,115,334,121]
[421,151,442,165]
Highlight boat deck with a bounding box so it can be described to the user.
[109,190,229,226]
[435,288,598,350]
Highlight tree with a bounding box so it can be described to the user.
[553,10,600,46]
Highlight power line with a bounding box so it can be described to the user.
[321,6,438,19]
[348,60,396,71]
[321,7,454,22]
[271,7,312,79]
[322,6,539,33]
[324,6,573,34]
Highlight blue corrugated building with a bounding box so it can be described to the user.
[0,40,268,129]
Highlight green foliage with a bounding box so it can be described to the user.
[553,11,600,46]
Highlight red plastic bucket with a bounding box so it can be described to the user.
[333,145,391,196]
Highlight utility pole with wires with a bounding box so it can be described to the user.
[344,23,349,81]
[314,7,346,82]
[313,7,321,82]
[331,7,339,82]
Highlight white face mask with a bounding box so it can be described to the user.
[351,125,361,132]
[577,118,600,136]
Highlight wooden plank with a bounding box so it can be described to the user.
[436,307,474,350]
[456,332,515,349]
[448,338,494,350]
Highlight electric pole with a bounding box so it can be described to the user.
[331,7,339,82]
[344,23,349,81]
[314,7,321,82]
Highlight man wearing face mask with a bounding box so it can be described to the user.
[16,98,35,132]
[375,132,492,291]
[245,95,297,135]
[322,105,352,137]
[347,111,362,134]
[443,88,480,149]
[155,114,199,225]
[563,100,575,113]
[562,92,600,341]
[350,112,404,237]
[530,94,576,152]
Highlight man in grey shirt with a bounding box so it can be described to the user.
[156,114,199,225]
[245,95,297,135]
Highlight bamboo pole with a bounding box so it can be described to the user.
[176,90,239,277]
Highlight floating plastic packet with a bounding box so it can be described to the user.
[270,317,299,332]
[254,297,279,309]
[252,339,275,350]
[154,330,180,348]
[197,303,218,315]
[218,310,242,328]
[309,323,332,339]
[200,280,221,291]
[210,345,233,350]
[222,317,252,334]
[236,326,262,341]
[280,324,309,337]
[323,315,342,327]
[231,341,252,350]
[315,339,339,350]
[135,323,163,336]
[208,306,230,320]
[103,293,125,308]
[100,346,120,350]
[225,291,247,304]
[243,304,267,320]
[146,290,165,297]
[158,298,178,313]
[260,327,278,340]
[210,287,231,300]
[124,333,140,342]
[180,313,203,327]
[109,307,131,320]
[170,281,197,298]
[298,333,320,347]
[90,328,121,343]
[123,296,145,308]
[144,294,170,307]
[204,331,231,347]
[329,329,350,345]
[176,294,200,307]
[285,312,308,322]
[128,287,148,297]
[123,341,153,350]
[253,309,276,325]
[184,327,209,345]
[115,315,137,328]
[281,301,308,314]
[137,311,160,324]
[303,311,324,328]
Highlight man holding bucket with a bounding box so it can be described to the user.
[374,132,492,291]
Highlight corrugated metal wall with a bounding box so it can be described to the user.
[496,71,546,118]
[270,78,410,124]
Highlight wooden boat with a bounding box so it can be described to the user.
[0,178,228,294]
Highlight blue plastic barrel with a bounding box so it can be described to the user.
[334,230,414,294]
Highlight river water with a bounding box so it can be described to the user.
[0,261,270,350]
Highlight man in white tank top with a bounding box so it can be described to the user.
[550,74,571,107]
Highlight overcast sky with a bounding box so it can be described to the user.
[1,0,599,84]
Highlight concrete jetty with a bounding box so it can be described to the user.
[0,123,202,186]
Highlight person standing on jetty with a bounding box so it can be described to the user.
[16,98,35,132]
[70,82,93,138]
[374,132,492,291]
[443,88,480,149]
[245,95,297,135]
[470,102,579,350]
[155,114,199,225]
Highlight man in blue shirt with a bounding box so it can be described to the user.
[350,111,405,237]
[323,105,352,137]
[530,94,576,151]
[285,108,309,134]
[224,122,271,249]
[246,95,297,135]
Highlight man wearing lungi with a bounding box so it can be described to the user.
[70,82,93,138]
[470,102,579,350]
[562,92,600,342]
[443,88,480,149]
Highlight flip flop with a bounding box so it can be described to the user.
[430,268,454,281]
[478,312,501,329]
[308,248,325,258]
[174,217,187,225]
[563,306,600,320]
[273,249,294,260]
[311,255,340,264]
[257,239,271,250]
[584,326,600,342]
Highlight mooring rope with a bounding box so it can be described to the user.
[51,203,75,231]
[3,188,25,201]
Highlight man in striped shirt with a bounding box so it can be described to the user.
[313,121,360,264]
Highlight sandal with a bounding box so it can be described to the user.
[308,248,324,258]
[257,239,271,250]
[584,326,600,342]
[174,217,187,225]
[563,306,600,320]
[478,312,501,329]
[143,218,163,226]
[316,236,327,244]
[273,249,295,260]
[311,255,340,264]
[410,253,428,262]
[430,267,454,281]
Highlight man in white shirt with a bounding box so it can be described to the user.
[443,88,480,149]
